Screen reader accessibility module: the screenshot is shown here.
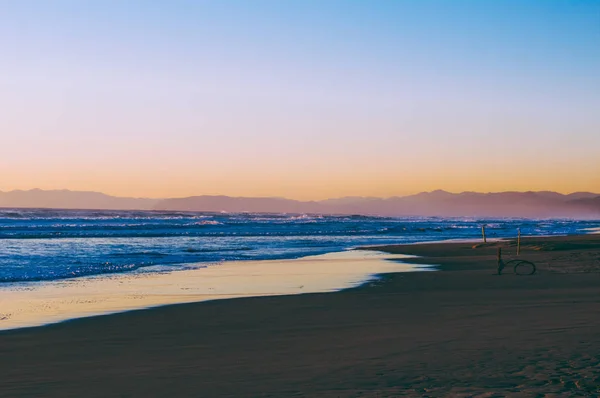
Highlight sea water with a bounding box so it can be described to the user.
[1,208,598,284]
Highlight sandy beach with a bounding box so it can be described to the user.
[0,250,426,331]
[1,234,600,397]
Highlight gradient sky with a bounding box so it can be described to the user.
[2,0,599,199]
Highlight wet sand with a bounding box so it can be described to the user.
[1,234,600,397]
[0,251,424,331]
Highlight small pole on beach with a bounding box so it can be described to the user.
[481,225,487,243]
[497,247,503,275]
[517,228,521,256]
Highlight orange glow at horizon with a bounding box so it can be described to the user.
[2,1,599,200]
[2,152,599,200]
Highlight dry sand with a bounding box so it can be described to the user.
[1,234,600,397]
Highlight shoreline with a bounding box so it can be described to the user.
[2,234,600,396]
[365,233,600,273]
[1,232,598,332]
[0,249,429,331]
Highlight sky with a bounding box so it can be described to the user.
[1,0,599,200]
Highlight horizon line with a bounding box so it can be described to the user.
[1,187,599,202]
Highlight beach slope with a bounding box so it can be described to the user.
[1,235,600,397]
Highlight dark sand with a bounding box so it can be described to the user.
[1,234,600,397]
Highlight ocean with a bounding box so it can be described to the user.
[1,208,599,284]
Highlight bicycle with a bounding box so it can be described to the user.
[496,247,536,275]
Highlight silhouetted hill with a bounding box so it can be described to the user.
[568,196,600,213]
[0,189,158,210]
[154,196,323,214]
[565,192,600,200]
[155,191,600,218]
[1,189,599,218]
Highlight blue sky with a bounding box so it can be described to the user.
[1,0,599,198]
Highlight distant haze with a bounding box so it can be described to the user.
[1,189,599,219]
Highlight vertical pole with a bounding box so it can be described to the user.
[517,228,521,256]
[481,225,487,243]
[497,247,503,275]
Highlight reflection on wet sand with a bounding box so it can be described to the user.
[0,250,431,330]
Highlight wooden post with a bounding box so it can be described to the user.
[481,225,487,243]
[517,228,521,256]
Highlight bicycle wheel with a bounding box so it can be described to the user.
[502,260,520,275]
[509,260,536,275]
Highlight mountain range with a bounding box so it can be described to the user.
[1,189,599,218]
